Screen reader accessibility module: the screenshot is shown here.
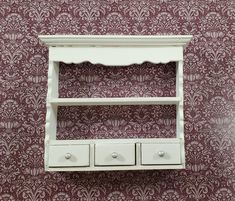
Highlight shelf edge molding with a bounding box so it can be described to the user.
[39,35,193,47]
[39,35,193,66]
[50,97,181,106]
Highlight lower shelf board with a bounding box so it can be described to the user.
[46,164,185,172]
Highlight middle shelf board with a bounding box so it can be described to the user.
[49,97,181,106]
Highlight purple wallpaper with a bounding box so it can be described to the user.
[58,62,177,140]
[0,0,235,200]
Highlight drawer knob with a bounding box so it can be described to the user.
[65,153,72,159]
[158,151,165,157]
[111,152,118,159]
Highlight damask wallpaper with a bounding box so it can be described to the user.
[0,0,235,200]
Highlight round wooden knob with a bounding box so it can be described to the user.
[158,151,165,157]
[111,152,118,159]
[65,153,72,159]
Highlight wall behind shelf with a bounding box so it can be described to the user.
[57,105,177,139]
[57,62,176,140]
[0,1,234,200]
[59,62,176,98]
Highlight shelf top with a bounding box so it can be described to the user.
[39,35,193,47]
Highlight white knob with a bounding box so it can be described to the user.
[65,153,72,159]
[111,152,118,159]
[158,151,165,157]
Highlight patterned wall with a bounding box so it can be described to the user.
[58,62,177,140]
[0,0,235,200]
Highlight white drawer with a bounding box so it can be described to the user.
[141,143,181,165]
[48,145,90,167]
[95,144,135,166]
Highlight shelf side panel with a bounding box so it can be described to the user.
[45,61,59,170]
[176,61,185,166]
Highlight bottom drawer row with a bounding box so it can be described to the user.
[48,143,181,167]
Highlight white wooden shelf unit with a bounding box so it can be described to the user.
[39,35,192,171]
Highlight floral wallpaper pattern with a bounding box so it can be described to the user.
[58,62,177,140]
[0,0,235,200]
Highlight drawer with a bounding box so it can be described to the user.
[95,144,135,166]
[141,143,181,165]
[48,145,90,167]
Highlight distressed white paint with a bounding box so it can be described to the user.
[39,35,192,171]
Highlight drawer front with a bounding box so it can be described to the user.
[141,143,181,165]
[48,145,90,167]
[95,144,135,166]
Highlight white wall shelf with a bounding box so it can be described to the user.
[39,35,192,171]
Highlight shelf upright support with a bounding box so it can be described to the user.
[176,59,185,167]
[45,58,59,170]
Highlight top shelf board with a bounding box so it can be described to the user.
[39,35,193,47]
[39,35,192,65]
